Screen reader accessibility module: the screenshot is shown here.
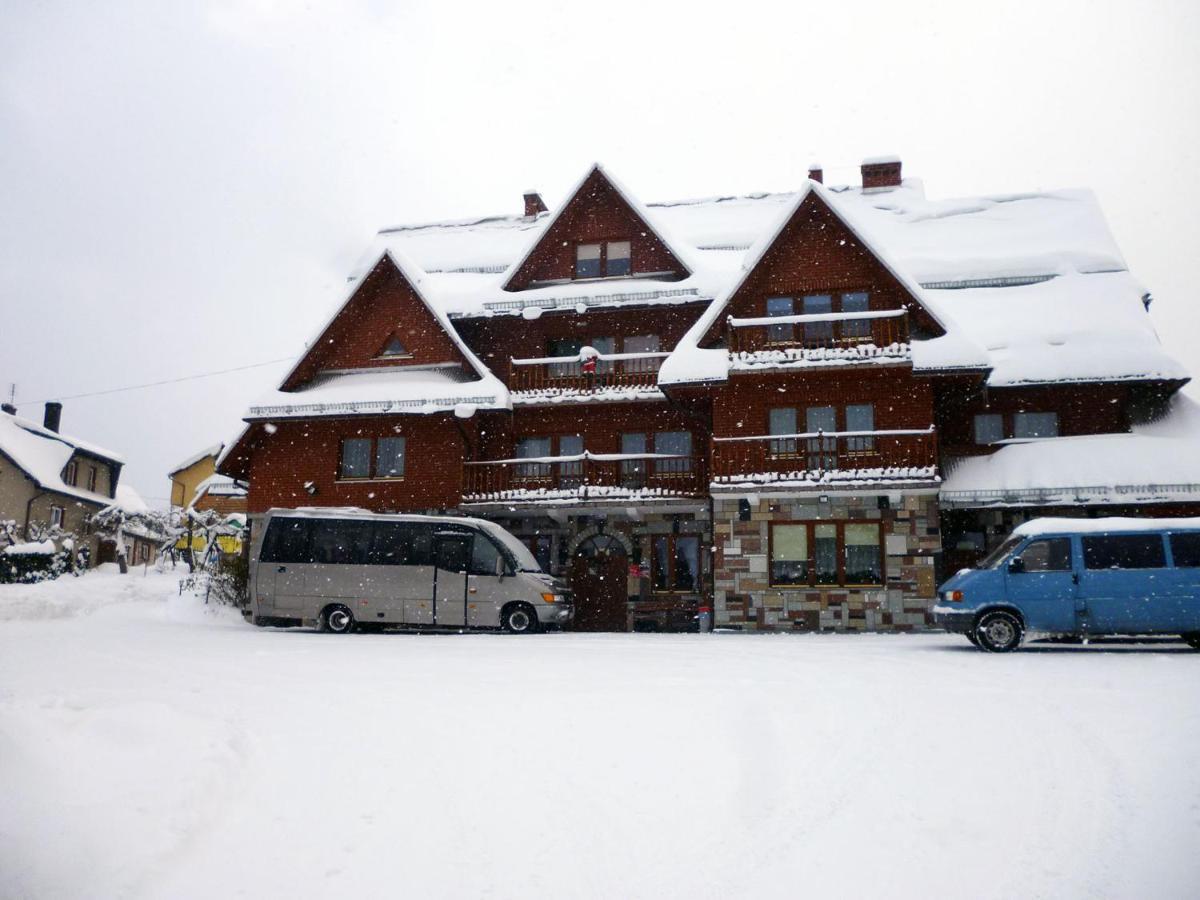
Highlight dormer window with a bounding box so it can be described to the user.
[575,240,632,279]
[377,335,411,359]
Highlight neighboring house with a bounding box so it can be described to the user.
[218,158,1199,633]
[0,401,124,564]
[169,445,247,557]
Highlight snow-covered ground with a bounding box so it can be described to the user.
[1,569,1197,899]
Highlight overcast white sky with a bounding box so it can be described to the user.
[2,0,1197,505]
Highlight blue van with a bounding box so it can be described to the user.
[935,517,1200,652]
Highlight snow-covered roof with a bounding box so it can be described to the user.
[113,483,150,514]
[0,411,122,506]
[941,394,1200,507]
[261,166,1183,425]
[246,366,508,420]
[169,444,222,476]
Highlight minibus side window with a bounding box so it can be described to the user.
[1015,538,1072,572]
[469,534,507,576]
[261,519,313,563]
[435,537,470,573]
[309,519,372,565]
[1082,534,1167,570]
[370,523,435,566]
[1169,534,1200,567]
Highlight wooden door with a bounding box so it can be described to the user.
[570,536,629,632]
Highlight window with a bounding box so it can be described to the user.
[339,438,372,479]
[309,519,372,565]
[64,460,78,486]
[770,522,884,587]
[622,335,661,374]
[377,335,410,358]
[841,292,871,339]
[574,240,633,278]
[806,406,836,433]
[558,434,584,487]
[1170,533,1200,568]
[1013,412,1059,439]
[470,534,506,576]
[770,525,809,585]
[575,243,602,278]
[974,414,1004,445]
[806,406,837,470]
[654,431,692,474]
[87,466,98,492]
[1083,534,1166,570]
[590,336,616,374]
[845,403,875,452]
[375,437,406,478]
[50,506,65,528]
[1015,538,1072,572]
[515,436,553,479]
[769,407,798,456]
[652,535,701,592]
[844,523,883,584]
[814,523,838,584]
[803,294,833,344]
[261,517,313,563]
[621,432,647,487]
[547,337,583,377]
[766,296,794,343]
[606,240,631,277]
[370,522,435,566]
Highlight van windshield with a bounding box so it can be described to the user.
[977,536,1024,569]
[477,522,544,573]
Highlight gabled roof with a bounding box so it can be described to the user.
[500,163,695,291]
[0,411,121,506]
[168,443,222,477]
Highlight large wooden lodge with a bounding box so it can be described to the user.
[219,158,1199,631]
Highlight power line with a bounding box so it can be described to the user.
[17,357,296,406]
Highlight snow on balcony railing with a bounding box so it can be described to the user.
[463,451,703,501]
[940,483,1200,508]
[711,427,937,485]
[726,308,909,355]
[508,350,669,394]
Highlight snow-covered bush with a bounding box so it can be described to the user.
[1,541,72,584]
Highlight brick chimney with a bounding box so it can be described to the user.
[807,162,823,184]
[43,401,62,433]
[861,155,902,191]
[523,191,548,217]
[1,403,15,415]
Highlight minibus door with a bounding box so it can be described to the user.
[434,533,471,628]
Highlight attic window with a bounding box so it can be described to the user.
[377,336,411,359]
[575,240,632,279]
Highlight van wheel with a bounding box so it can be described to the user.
[1182,633,1200,650]
[975,611,1023,653]
[321,605,356,634]
[502,603,540,634]
[965,630,981,648]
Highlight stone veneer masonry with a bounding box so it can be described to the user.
[712,493,941,632]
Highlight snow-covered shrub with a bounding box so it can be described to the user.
[1,542,72,584]
[182,553,248,607]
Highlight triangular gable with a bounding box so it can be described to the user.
[280,250,489,392]
[698,181,952,346]
[501,163,693,291]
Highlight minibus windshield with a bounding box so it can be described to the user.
[477,522,544,573]
[977,535,1024,569]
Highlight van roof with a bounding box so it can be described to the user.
[1014,516,1200,537]
[264,507,492,528]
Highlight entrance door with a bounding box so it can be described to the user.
[570,534,628,632]
[434,534,471,628]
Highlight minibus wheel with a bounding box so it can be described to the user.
[974,610,1023,653]
[1183,633,1200,650]
[321,604,356,634]
[501,603,540,634]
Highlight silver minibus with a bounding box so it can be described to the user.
[248,508,572,633]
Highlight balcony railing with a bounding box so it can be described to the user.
[507,351,669,394]
[726,309,909,355]
[463,451,704,501]
[711,427,937,484]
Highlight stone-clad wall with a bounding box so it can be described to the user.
[712,493,940,632]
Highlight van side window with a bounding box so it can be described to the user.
[470,535,505,576]
[1082,534,1166,570]
[1017,538,1072,572]
[261,519,313,563]
[370,522,435,566]
[1169,533,1200,567]
[435,537,470,573]
[309,519,372,565]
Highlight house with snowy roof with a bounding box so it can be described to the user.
[218,157,1198,632]
[0,401,126,564]
[169,444,247,516]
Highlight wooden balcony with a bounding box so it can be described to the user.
[726,309,909,356]
[462,451,704,503]
[507,351,668,397]
[711,428,938,487]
